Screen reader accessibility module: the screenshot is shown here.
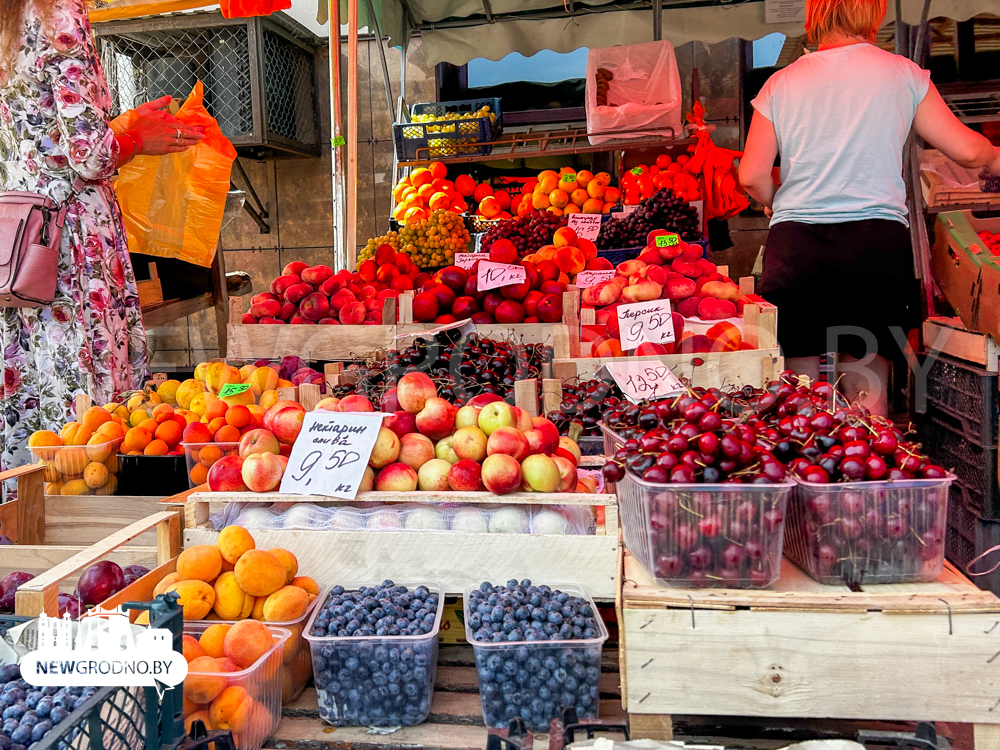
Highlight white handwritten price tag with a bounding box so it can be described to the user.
[455,253,480,270]
[599,361,685,403]
[617,299,676,350]
[611,205,639,220]
[477,261,526,291]
[575,270,617,288]
[567,213,602,241]
[279,411,387,499]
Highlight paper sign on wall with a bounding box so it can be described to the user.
[567,213,602,241]
[765,0,805,23]
[279,411,387,499]
[455,253,480,270]
[575,270,617,288]
[598,361,685,404]
[617,299,676,350]
[477,261,526,291]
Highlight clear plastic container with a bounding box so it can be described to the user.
[182,441,240,488]
[463,583,608,731]
[303,582,444,727]
[616,471,793,588]
[785,475,954,585]
[183,622,290,750]
[191,596,319,704]
[30,437,124,496]
[598,422,624,458]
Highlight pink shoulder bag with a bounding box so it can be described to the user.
[0,190,67,308]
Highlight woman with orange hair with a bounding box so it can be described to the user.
[739,0,1000,413]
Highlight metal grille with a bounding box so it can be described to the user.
[942,90,1000,124]
[95,13,319,157]
[40,686,147,750]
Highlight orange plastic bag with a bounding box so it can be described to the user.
[684,103,750,222]
[113,82,237,267]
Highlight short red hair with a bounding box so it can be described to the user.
[806,0,887,44]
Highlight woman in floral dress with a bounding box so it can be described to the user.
[0,0,203,490]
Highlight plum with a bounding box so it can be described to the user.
[122,565,149,586]
[0,573,33,613]
[75,561,124,606]
[57,593,83,619]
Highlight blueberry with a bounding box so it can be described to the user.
[30,720,52,742]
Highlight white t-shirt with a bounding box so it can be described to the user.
[751,44,930,227]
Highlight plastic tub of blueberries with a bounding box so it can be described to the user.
[616,471,794,588]
[785,474,955,586]
[303,580,444,728]
[464,580,608,732]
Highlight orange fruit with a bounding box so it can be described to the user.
[225,405,252,429]
[217,525,256,564]
[548,189,569,209]
[214,425,240,444]
[478,196,500,218]
[190,463,209,486]
[199,444,224,467]
[537,172,558,194]
[557,173,578,193]
[604,186,621,204]
[576,170,593,187]
[155,420,183,447]
[144,439,168,456]
[404,207,427,223]
[587,179,607,199]
[428,161,447,179]
[428,192,451,211]
[199,624,232,659]
[454,174,475,197]
[582,198,604,214]
[547,206,563,216]
[563,203,581,214]
[123,427,152,453]
[409,167,432,188]
[570,189,589,208]
[531,192,551,210]
[81,406,112,433]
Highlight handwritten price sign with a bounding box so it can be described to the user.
[279,411,387,499]
[567,213,602,241]
[617,299,676,350]
[454,253,480,270]
[599,361,685,403]
[575,269,617,288]
[477,261,526,291]
[654,233,680,248]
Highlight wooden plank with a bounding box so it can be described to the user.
[628,714,674,741]
[186,526,618,599]
[299,383,322,411]
[0,465,45,544]
[923,316,1000,371]
[101,557,177,622]
[143,292,213,329]
[975,724,1000,750]
[227,323,398,361]
[432,667,622,697]
[622,552,1000,613]
[398,291,414,325]
[621,605,1000,724]
[553,361,577,384]
[41,495,166,545]
[229,294,244,325]
[555,349,783,390]
[189,490,615,508]
[0,546,158,575]
[396,324,572,353]
[514,379,538,417]
[541,379,562,414]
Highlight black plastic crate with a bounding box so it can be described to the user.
[393,98,502,161]
[117,454,189,497]
[919,409,999,517]
[923,353,998,447]
[946,489,1000,597]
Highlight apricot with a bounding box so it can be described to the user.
[199,444,224,467]
[262,585,309,622]
[155,420,183,447]
[177,545,223,583]
[182,635,207,663]
[152,572,181,597]
[60,422,92,446]
[266,548,297,584]
[223,620,273,668]
[209,686,248,730]
[215,657,241,673]
[234,550,286,597]
[290,576,320,596]
[81,406,112,433]
[183,695,202,716]
[45,481,63,495]
[250,596,266,620]
[144,439,169,456]
[60,479,92,496]
[281,623,302,665]
[214,425,240,444]
[189,463,209,486]
[184,710,214,734]
[217,525,255,564]
[85,434,115,462]
[213,572,254,620]
[83,462,108,489]
[166,580,216,620]
[185,657,227,704]
[122,427,152,454]
[230,697,273,748]
[54,447,88,476]
[199,624,231,658]
[28,430,62,448]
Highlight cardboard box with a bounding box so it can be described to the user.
[932,211,1000,342]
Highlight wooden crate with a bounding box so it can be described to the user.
[12,511,182,617]
[395,323,573,360]
[182,489,619,599]
[924,316,1000,372]
[617,547,1000,747]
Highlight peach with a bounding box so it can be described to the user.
[217,525,255,564]
[707,321,742,352]
[701,280,741,302]
[313,397,340,411]
[697,297,738,320]
[209,686,248,730]
[223,619,273,668]
[398,432,435,470]
[268,548,298,583]
[177,545,223,583]
[234,549,287,597]
[290,576,320,596]
[417,458,452,491]
[376,461,419,491]
[369,426,401,469]
[451,426,487,462]
[478,401,515,436]
[238,428,280,458]
[676,295,703,318]
[241,451,284,492]
[621,279,662,303]
[182,634,206,663]
[486,426,530,462]
[250,597,266,620]
[359,465,375,492]
[435,436,459,464]
[396,372,437,414]
[230,696,273,748]
[556,436,582,466]
[522,429,548,456]
[262,585,310,622]
[153,572,181,598]
[265,403,305,444]
[677,334,713,353]
[552,455,578,492]
[339,301,367,324]
[616,259,646,277]
[481,453,523,495]
[664,277,697,300]
[671,258,704,279]
[185,656,229,703]
[416,397,456,441]
[552,227,578,248]
[554,247,586,276]
[166,580,215,620]
[213,572,255,620]
[448,459,485,492]
[199,624,231,659]
[521,454,560,493]
[581,281,619,307]
[531,417,561,454]
[592,337,624,358]
[335,394,374,412]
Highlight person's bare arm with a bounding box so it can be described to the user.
[913,83,1000,173]
[738,111,780,208]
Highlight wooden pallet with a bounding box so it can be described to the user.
[617,547,1000,747]
[266,644,625,750]
[180,488,619,600]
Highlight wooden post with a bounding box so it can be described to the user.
[156,512,181,564]
[277,386,298,403]
[329,0,346,270]
[211,241,230,359]
[739,276,755,296]
[716,264,729,277]
[0,466,45,544]
[743,303,760,349]
[541,379,562,415]
[324,363,343,392]
[553,361,578,384]
[514,379,538,417]
[398,291,414,324]
[299,383,322,411]
[74,394,91,419]
[229,294,244,325]
[563,287,581,358]
[758,306,778,349]
[581,307,596,326]
[552,326,571,360]
[383,295,397,326]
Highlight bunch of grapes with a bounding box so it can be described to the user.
[397,210,472,269]
[597,188,700,249]
[357,231,400,263]
[480,210,567,258]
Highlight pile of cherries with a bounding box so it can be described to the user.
[546,379,624,438]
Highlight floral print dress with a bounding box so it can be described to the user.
[0,0,149,489]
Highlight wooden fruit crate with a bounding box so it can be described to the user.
[11,511,182,617]
[924,317,1000,373]
[181,488,619,599]
[226,295,400,362]
[616,547,1000,747]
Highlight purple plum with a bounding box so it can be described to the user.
[76,561,125,606]
[122,565,150,586]
[0,572,34,612]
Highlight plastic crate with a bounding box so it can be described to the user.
[616,471,793,588]
[598,423,624,458]
[303,582,443,727]
[35,685,148,750]
[596,247,643,267]
[785,475,954,585]
[918,411,999,518]
[117,454,188,496]
[393,98,502,161]
[183,623,289,750]
[923,354,998,445]
[182,441,240,488]
[463,582,608,731]
[946,489,1000,597]
[30,437,124,496]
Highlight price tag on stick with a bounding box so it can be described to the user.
[599,361,685,403]
[567,213,602,241]
[279,411,388,499]
[575,270,617,288]
[478,261,527,291]
[617,299,676,350]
